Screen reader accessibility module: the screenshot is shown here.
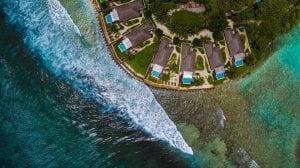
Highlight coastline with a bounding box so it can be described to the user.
[91,0,219,91]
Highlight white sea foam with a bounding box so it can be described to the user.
[2,0,193,154]
[47,0,81,35]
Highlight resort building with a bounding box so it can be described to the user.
[204,42,226,80]
[118,22,153,52]
[179,1,206,13]
[150,37,174,78]
[105,0,145,24]
[224,28,246,67]
[180,44,196,85]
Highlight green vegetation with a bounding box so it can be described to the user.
[209,0,299,63]
[206,11,228,41]
[160,73,171,82]
[221,47,227,61]
[167,11,206,37]
[98,0,108,9]
[207,74,227,85]
[154,28,163,39]
[213,78,227,85]
[196,55,205,70]
[192,36,211,48]
[175,46,181,53]
[113,43,127,60]
[198,47,205,54]
[124,19,139,27]
[126,41,159,76]
[193,77,205,86]
[227,64,250,79]
[148,1,177,22]
[168,54,179,73]
[207,75,214,85]
[173,36,182,46]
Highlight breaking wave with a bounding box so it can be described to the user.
[1,0,193,154]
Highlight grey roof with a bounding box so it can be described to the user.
[224,28,245,58]
[127,22,153,47]
[115,0,144,22]
[181,44,196,72]
[204,42,225,70]
[152,37,173,67]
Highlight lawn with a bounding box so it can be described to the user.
[126,42,159,76]
[167,11,205,37]
[196,55,205,70]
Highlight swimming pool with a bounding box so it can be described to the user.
[235,59,244,67]
[216,72,225,80]
[118,42,127,52]
[105,14,113,25]
[182,78,192,85]
[151,71,160,78]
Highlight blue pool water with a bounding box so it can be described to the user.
[118,42,128,52]
[235,59,244,67]
[151,71,160,78]
[182,78,192,85]
[105,14,113,24]
[216,72,225,80]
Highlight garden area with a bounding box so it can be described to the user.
[112,39,159,77]
[147,0,228,38]
[167,10,206,37]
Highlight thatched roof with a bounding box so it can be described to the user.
[224,28,245,58]
[152,37,173,67]
[126,22,153,47]
[204,42,225,70]
[181,44,196,72]
[115,0,144,22]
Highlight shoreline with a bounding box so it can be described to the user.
[91,0,225,92]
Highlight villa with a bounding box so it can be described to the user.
[224,28,246,67]
[105,0,145,24]
[204,42,225,80]
[118,22,153,52]
[180,44,196,85]
[150,37,173,78]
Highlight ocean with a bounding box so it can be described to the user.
[0,0,299,167]
[0,0,196,167]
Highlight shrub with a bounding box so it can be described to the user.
[173,36,182,46]
[167,11,206,37]
[155,28,163,39]
[192,38,202,47]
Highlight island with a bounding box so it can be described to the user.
[93,0,299,90]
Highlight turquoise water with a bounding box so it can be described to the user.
[106,14,113,25]
[118,43,128,52]
[240,24,300,167]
